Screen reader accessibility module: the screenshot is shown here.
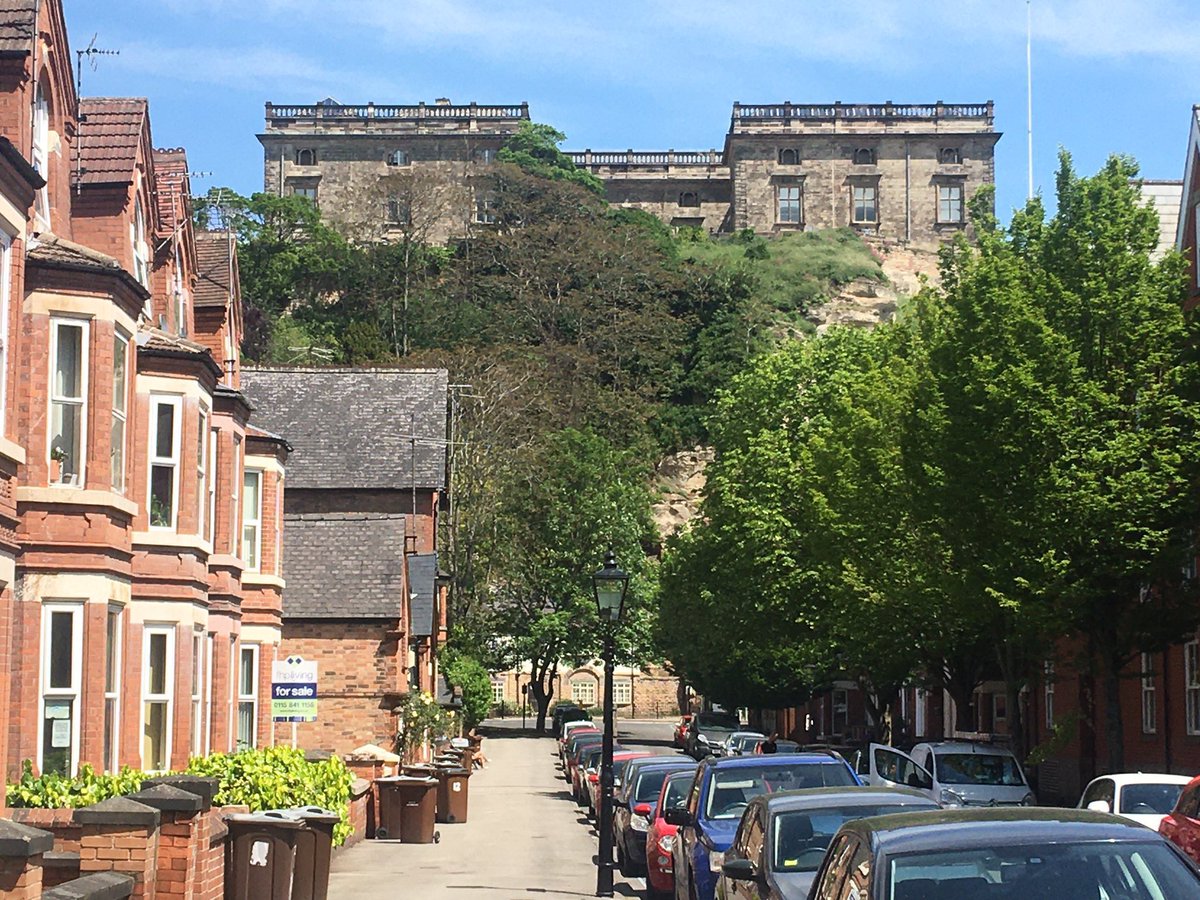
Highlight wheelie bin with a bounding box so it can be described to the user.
[433,766,471,824]
[376,775,439,843]
[224,812,303,900]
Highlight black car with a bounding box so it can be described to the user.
[718,786,938,899]
[612,758,697,876]
[553,702,590,737]
[807,807,1200,899]
[686,711,742,759]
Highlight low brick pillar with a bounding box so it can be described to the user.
[126,785,205,900]
[42,871,135,899]
[0,818,54,898]
[10,807,82,852]
[344,758,384,835]
[74,797,160,900]
[344,778,372,847]
[144,776,225,900]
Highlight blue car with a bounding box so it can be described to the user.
[664,751,859,900]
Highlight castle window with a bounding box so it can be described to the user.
[778,147,800,166]
[386,196,411,225]
[852,185,878,224]
[296,148,317,166]
[938,183,964,224]
[939,147,963,165]
[474,190,497,225]
[475,148,497,164]
[777,185,803,225]
[387,149,410,166]
[289,182,318,205]
[679,191,700,208]
[852,148,876,166]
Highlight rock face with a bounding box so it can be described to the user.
[807,239,941,334]
[653,447,714,540]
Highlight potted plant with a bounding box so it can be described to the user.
[49,446,67,484]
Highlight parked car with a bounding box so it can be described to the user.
[574,743,625,803]
[1159,773,1200,864]
[685,711,742,759]
[808,807,1200,898]
[711,730,764,758]
[673,715,694,749]
[585,750,651,818]
[1078,772,1191,830]
[558,720,597,761]
[612,758,697,876]
[646,769,697,900]
[664,751,859,900]
[552,701,586,736]
[858,740,1036,807]
[563,730,604,783]
[718,786,939,899]
[753,738,801,754]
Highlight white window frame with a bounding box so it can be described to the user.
[230,437,242,555]
[111,330,129,493]
[132,196,150,291]
[1141,651,1157,735]
[237,643,259,750]
[938,183,965,224]
[32,79,49,227]
[242,469,263,571]
[39,602,83,777]
[172,242,187,337]
[612,679,632,706]
[148,395,182,530]
[852,185,878,224]
[228,637,237,752]
[197,406,209,539]
[386,149,409,166]
[1043,661,1055,731]
[207,429,218,545]
[473,189,497,225]
[777,184,802,225]
[274,475,284,576]
[914,688,926,737]
[491,681,505,704]
[204,634,214,755]
[190,629,204,758]
[570,678,596,707]
[49,317,88,486]
[141,624,176,772]
[103,605,122,773]
[0,231,11,439]
[1186,641,1200,736]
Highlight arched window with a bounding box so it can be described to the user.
[939,147,963,165]
[296,148,316,166]
[387,149,409,167]
[679,191,700,208]
[852,147,876,166]
[32,78,50,224]
[778,147,800,165]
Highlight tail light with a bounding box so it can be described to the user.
[588,773,599,784]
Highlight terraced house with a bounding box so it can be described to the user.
[0,0,288,792]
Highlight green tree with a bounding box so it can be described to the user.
[497,121,605,197]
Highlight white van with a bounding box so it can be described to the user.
[858,740,1037,807]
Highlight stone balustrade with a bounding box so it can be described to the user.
[266,101,531,124]
[732,100,995,124]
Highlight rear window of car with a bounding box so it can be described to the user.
[933,752,1026,787]
[633,768,682,803]
[697,713,740,729]
[705,764,856,819]
[773,803,936,872]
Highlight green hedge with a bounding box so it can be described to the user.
[7,747,356,846]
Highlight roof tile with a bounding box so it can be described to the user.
[76,98,148,186]
[283,513,407,618]
[194,231,234,308]
[0,1,34,54]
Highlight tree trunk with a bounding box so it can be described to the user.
[1102,658,1125,773]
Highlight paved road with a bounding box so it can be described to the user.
[327,717,680,899]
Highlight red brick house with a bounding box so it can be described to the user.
[0,0,285,792]
[239,368,449,755]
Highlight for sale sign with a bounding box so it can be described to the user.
[271,655,318,722]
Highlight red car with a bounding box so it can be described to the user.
[673,715,693,749]
[1160,773,1200,864]
[585,750,652,818]
[644,768,697,899]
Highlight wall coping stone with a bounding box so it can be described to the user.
[72,797,160,828]
[350,777,372,798]
[43,849,82,868]
[143,775,220,810]
[126,783,205,813]
[304,749,333,762]
[42,872,136,900]
[0,818,54,856]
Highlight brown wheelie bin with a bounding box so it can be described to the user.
[224,812,303,900]
[376,775,439,843]
[434,766,471,824]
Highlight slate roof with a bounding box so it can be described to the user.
[282,513,407,618]
[77,98,148,186]
[194,231,235,308]
[0,1,34,54]
[408,552,437,637]
[240,368,449,490]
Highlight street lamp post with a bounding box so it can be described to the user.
[592,548,629,898]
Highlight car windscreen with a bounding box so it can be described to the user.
[772,803,935,872]
[731,736,760,751]
[634,768,688,803]
[888,841,1199,897]
[1120,783,1185,815]
[705,764,857,819]
[933,752,1025,786]
[697,713,740,730]
[582,747,605,769]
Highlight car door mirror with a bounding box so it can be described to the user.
[1087,799,1112,814]
[722,857,758,881]
[664,806,692,827]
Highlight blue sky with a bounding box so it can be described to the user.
[70,0,1200,221]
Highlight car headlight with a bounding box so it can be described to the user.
[658,834,676,853]
[709,850,725,873]
[940,789,964,807]
[697,734,709,743]
[631,814,649,832]
[1021,792,1037,807]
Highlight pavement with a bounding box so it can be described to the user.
[326,717,679,899]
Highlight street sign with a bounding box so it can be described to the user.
[272,655,318,722]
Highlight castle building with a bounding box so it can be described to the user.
[259,98,1000,248]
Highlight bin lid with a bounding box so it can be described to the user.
[224,812,304,829]
[292,806,342,824]
[437,767,470,777]
[376,775,438,785]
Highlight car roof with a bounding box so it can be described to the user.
[757,786,937,814]
[917,741,1017,755]
[1084,773,1193,787]
[844,808,1161,854]
[627,757,696,772]
[702,752,850,771]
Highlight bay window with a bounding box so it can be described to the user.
[142,625,175,771]
[148,396,181,528]
[242,469,262,570]
[103,606,122,772]
[111,332,129,492]
[32,80,49,225]
[190,630,204,758]
[50,319,87,485]
[237,644,259,750]
[132,197,150,291]
[0,232,10,439]
[230,437,242,555]
[197,407,209,538]
[40,603,82,776]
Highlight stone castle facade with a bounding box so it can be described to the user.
[259,98,1000,247]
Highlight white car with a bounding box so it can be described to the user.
[1078,773,1192,830]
